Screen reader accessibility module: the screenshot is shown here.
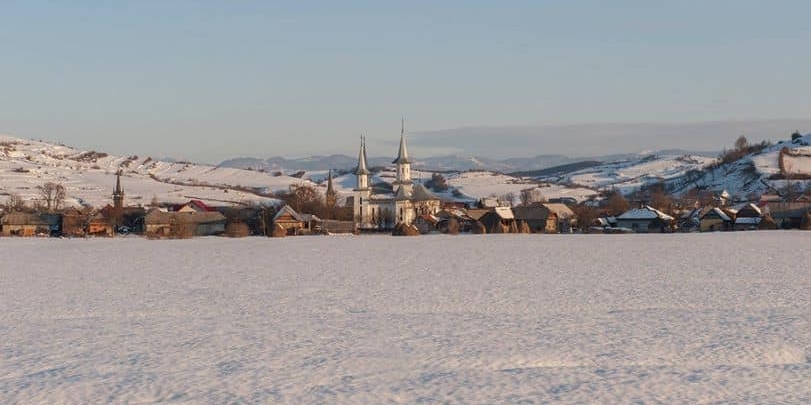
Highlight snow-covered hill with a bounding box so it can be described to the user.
[527,133,811,199]
[0,135,314,209]
[0,135,585,209]
[537,154,717,193]
[5,133,810,210]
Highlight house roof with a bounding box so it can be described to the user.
[273,205,304,222]
[492,206,515,220]
[701,207,731,221]
[617,205,674,221]
[512,206,549,220]
[437,208,473,221]
[467,209,489,220]
[145,209,225,224]
[733,203,762,217]
[173,199,214,212]
[543,203,575,219]
[1,212,49,226]
[300,213,320,222]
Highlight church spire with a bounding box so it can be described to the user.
[355,135,369,175]
[325,169,337,208]
[326,169,335,194]
[113,169,124,209]
[392,117,411,164]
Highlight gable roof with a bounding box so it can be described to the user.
[700,207,731,221]
[145,209,226,224]
[512,206,549,220]
[543,203,575,219]
[273,205,304,222]
[617,205,674,221]
[492,206,515,220]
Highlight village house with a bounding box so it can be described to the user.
[699,207,732,232]
[87,212,115,236]
[273,205,305,235]
[0,212,56,236]
[145,208,226,238]
[616,205,674,233]
[436,207,475,233]
[61,208,88,237]
[762,201,811,229]
[512,203,576,233]
[729,203,763,231]
[414,214,440,234]
[479,207,516,233]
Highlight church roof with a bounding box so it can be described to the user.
[411,184,440,201]
[394,185,411,201]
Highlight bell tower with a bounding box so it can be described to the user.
[392,117,413,195]
[353,136,371,225]
[113,169,124,209]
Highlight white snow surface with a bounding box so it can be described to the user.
[447,171,597,203]
[2,233,810,404]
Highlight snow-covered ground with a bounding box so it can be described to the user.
[447,171,598,203]
[552,154,716,193]
[2,233,810,404]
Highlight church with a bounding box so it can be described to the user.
[353,121,441,230]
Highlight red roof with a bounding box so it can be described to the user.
[173,199,215,212]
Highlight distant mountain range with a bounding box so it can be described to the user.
[219,149,719,173]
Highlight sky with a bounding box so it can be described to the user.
[1,0,810,163]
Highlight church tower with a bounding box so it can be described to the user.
[353,136,371,224]
[113,169,124,209]
[325,169,337,208]
[392,118,413,195]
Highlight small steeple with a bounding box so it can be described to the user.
[326,169,335,193]
[113,169,124,209]
[325,169,337,208]
[392,117,412,164]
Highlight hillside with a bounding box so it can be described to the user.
[4,133,811,211]
[0,135,308,209]
[526,133,811,199]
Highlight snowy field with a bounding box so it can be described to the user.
[2,233,810,404]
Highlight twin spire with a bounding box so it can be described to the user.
[356,117,411,172]
[355,134,370,175]
[392,117,411,164]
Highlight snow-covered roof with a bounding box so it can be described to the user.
[701,207,731,222]
[493,206,515,220]
[273,205,304,222]
[544,203,575,219]
[617,205,674,221]
[411,184,440,201]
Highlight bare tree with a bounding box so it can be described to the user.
[734,135,749,152]
[604,191,630,215]
[39,182,66,211]
[3,193,26,211]
[501,192,517,207]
